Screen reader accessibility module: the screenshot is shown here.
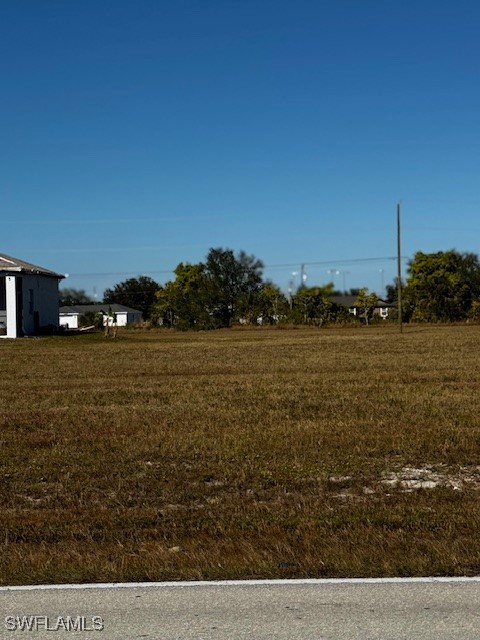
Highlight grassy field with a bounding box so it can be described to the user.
[0,324,479,585]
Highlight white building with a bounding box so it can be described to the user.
[0,253,64,338]
[59,304,143,330]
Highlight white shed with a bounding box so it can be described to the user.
[59,304,143,329]
[0,253,65,338]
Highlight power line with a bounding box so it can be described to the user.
[266,256,401,270]
[67,269,174,278]
[65,256,406,279]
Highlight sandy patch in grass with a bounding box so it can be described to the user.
[382,465,480,492]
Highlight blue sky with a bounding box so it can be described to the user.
[2,0,480,298]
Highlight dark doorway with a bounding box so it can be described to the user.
[0,277,6,334]
[16,277,23,337]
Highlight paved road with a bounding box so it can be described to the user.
[0,578,479,639]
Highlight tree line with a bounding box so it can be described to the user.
[59,248,480,328]
[400,249,480,322]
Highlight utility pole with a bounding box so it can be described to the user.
[397,202,403,333]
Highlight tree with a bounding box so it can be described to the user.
[154,263,211,329]
[403,250,480,322]
[256,282,289,325]
[103,276,160,320]
[235,282,289,325]
[354,288,378,325]
[79,310,104,329]
[385,279,401,304]
[204,248,264,327]
[290,284,334,326]
[151,248,265,330]
[59,288,92,306]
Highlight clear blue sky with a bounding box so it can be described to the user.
[2,0,480,298]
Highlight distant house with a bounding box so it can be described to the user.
[0,253,65,338]
[59,304,143,330]
[330,295,394,320]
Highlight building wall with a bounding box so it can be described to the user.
[59,313,79,329]
[5,276,17,338]
[127,311,142,325]
[104,311,142,327]
[118,313,127,326]
[21,275,60,335]
[103,311,127,327]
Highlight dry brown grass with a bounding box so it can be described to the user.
[0,324,479,584]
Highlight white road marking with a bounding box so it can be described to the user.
[1,576,479,591]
